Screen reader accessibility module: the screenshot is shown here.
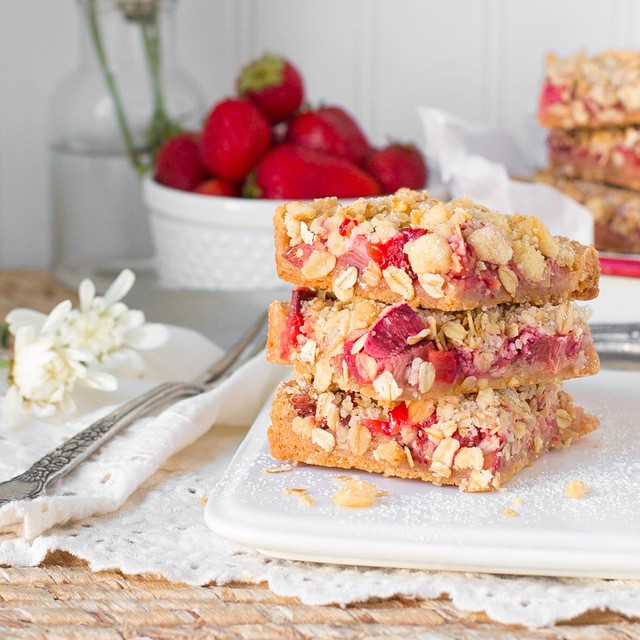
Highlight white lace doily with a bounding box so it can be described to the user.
[1,326,639,629]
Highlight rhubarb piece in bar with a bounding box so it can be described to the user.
[534,170,640,254]
[547,127,640,192]
[538,50,640,129]
[268,380,599,492]
[267,290,600,403]
[274,191,599,311]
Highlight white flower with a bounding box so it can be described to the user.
[2,269,167,424]
[60,269,168,370]
[3,302,116,424]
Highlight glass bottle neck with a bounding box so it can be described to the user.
[76,0,177,73]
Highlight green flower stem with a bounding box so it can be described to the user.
[139,14,180,151]
[86,0,149,176]
[0,323,9,350]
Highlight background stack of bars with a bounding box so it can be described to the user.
[266,191,601,492]
[536,50,640,255]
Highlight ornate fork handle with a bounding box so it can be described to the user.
[0,312,267,505]
[10,382,202,500]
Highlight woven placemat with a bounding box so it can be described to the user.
[0,270,78,318]
[0,551,637,639]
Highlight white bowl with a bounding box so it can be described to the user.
[143,176,285,290]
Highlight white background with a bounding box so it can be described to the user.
[2,0,639,268]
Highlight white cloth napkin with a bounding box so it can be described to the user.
[419,106,595,245]
[0,325,282,540]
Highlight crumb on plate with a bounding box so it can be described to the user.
[283,487,314,507]
[565,478,592,499]
[331,475,387,508]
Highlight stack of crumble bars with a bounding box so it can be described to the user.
[267,190,601,491]
[536,50,640,254]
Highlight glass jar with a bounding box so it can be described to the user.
[50,0,204,289]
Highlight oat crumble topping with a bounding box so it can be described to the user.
[539,50,640,128]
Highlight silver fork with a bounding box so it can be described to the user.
[0,312,268,506]
[591,322,640,361]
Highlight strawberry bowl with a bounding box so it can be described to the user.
[143,176,283,290]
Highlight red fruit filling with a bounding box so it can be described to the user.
[281,287,316,359]
[339,217,359,236]
[350,399,505,472]
[363,403,412,437]
[283,242,314,269]
[615,146,640,170]
[362,303,424,358]
[519,330,580,372]
[340,303,459,386]
[538,82,566,112]
[427,349,458,385]
[342,234,376,271]
[290,393,316,418]
[340,313,585,393]
[366,228,426,271]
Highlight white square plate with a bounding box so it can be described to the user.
[205,276,640,578]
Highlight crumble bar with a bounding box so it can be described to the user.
[274,190,599,311]
[267,289,599,403]
[547,127,640,192]
[538,50,640,129]
[268,380,599,492]
[534,170,640,253]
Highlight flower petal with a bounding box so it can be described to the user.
[13,325,37,351]
[117,309,146,330]
[5,308,47,332]
[31,401,57,419]
[83,369,118,391]
[78,278,96,311]
[2,385,24,426]
[41,300,73,335]
[103,269,135,307]
[125,324,169,350]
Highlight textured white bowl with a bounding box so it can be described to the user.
[144,177,284,290]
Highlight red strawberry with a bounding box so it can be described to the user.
[194,177,240,197]
[236,53,305,124]
[285,105,373,166]
[250,144,381,199]
[154,133,209,191]
[200,98,272,181]
[365,143,429,194]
